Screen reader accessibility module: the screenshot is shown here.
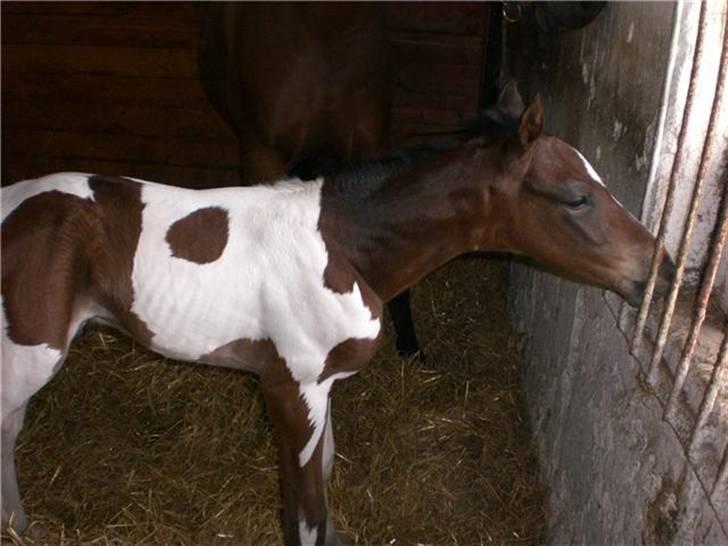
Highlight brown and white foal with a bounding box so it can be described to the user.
[2,98,673,544]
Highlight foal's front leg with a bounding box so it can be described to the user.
[262,376,340,546]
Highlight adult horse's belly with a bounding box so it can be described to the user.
[216,3,390,164]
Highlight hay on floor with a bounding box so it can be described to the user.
[9,258,546,545]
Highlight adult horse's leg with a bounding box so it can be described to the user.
[388,290,424,360]
[1,403,29,535]
[261,375,340,546]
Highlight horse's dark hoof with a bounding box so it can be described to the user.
[397,344,426,362]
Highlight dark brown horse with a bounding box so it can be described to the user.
[2,86,674,544]
[199,2,391,182]
[198,3,424,359]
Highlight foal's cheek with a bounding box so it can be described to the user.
[580,214,609,246]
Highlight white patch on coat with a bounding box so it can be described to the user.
[572,148,605,187]
[1,296,63,417]
[298,371,354,468]
[128,178,380,463]
[322,404,334,482]
[299,515,318,546]
[2,173,95,222]
[131,179,379,374]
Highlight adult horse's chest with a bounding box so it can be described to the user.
[127,179,380,380]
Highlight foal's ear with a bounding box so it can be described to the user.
[518,96,544,150]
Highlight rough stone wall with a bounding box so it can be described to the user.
[506,2,727,544]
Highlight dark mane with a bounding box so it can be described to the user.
[306,100,521,200]
[312,150,436,199]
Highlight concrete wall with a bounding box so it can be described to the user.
[506,2,727,544]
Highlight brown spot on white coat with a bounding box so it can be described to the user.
[166,207,229,264]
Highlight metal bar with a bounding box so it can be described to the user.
[688,329,728,454]
[666,179,728,420]
[653,24,728,386]
[631,2,709,356]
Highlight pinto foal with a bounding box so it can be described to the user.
[2,98,673,544]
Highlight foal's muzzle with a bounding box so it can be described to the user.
[655,254,677,295]
[624,253,676,308]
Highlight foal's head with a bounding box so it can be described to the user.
[480,85,674,307]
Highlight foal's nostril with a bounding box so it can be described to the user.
[659,254,676,284]
[653,254,676,297]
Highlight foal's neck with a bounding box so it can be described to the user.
[322,144,508,301]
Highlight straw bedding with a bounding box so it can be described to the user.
[8,258,546,545]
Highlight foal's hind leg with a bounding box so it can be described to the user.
[1,403,29,535]
[1,336,66,535]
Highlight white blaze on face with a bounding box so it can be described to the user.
[571,146,639,217]
[573,148,605,187]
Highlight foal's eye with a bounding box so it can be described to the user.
[562,195,590,211]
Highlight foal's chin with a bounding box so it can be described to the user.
[621,283,647,308]
[617,279,666,308]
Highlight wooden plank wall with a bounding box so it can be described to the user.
[2,2,488,188]
[386,2,489,146]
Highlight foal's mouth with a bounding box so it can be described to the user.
[621,255,676,308]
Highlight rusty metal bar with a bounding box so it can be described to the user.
[666,180,728,420]
[631,1,709,357]
[654,25,728,388]
[688,329,728,454]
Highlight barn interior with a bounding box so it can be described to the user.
[3,2,728,545]
[2,3,547,544]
